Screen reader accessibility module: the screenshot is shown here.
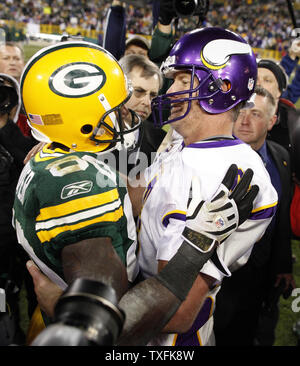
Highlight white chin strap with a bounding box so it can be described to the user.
[98,93,139,152]
[117,123,139,151]
[28,121,51,143]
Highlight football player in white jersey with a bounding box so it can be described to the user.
[16,40,258,346]
[126,27,278,346]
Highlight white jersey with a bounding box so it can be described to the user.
[138,137,278,346]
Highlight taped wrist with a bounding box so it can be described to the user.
[182,227,215,253]
[155,241,216,302]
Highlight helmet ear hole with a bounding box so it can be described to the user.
[222,79,232,92]
[81,124,93,134]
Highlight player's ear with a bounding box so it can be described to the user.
[268,114,277,131]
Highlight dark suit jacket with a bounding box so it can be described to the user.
[0,119,36,238]
[139,119,166,164]
[213,140,293,344]
[267,98,294,155]
[249,139,293,275]
[268,100,300,181]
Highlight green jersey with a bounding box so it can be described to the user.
[13,145,138,289]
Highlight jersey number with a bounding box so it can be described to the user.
[45,154,117,186]
[46,155,89,177]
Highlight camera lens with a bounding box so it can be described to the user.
[0,86,8,104]
[0,85,18,114]
[173,0,197,17]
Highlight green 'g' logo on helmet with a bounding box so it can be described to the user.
[49,62,106,98]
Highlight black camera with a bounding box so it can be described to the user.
[0,76,18,116]
[173,0,209,18]
[31,278,125,346]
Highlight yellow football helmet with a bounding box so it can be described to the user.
[21,41,141,153]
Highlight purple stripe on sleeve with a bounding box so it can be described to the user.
[174,297,213,346]
[250,204,277,220]
[162,212,186,228]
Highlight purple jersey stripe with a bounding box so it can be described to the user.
[174,297,213,346]
[186,138,244,149]
[143,176,158,203]
[162,212,186,228]
[250,204,277,220]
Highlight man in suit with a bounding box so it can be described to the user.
[257,59,296,160]
[118,53,166,175]
[213,85,295,346]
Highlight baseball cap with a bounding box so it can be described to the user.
[125,35,151,52]
[258,59,288,94]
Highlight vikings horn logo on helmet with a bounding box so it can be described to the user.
[201,39,252,69]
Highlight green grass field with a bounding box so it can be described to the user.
[274,240,300,346]
[18,42,300,346]
[23,43,45,62]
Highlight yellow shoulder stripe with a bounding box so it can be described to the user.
[37,188,119,222]
[37,205,123,244]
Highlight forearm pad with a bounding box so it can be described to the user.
[155,240,215,302]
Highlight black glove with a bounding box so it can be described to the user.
[158,0,177,25]
[182,164,259,252]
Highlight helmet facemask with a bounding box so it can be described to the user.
[90,89,142,154]
[151,64,224,127]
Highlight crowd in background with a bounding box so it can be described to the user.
[0,0,111,33]
[0,0,299,54]
[207,1,297,53]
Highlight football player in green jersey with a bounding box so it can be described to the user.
[14,41,258,346]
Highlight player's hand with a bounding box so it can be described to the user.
[23,142,46,165]
[26,260,63,318]
[182,164,259,253]
[290,38,300,59]
[158,0,177,25]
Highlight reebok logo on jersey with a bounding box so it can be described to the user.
[49,62,106,98]
[61,180,93,199]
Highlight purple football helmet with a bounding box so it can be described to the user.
[151,27,257,127]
